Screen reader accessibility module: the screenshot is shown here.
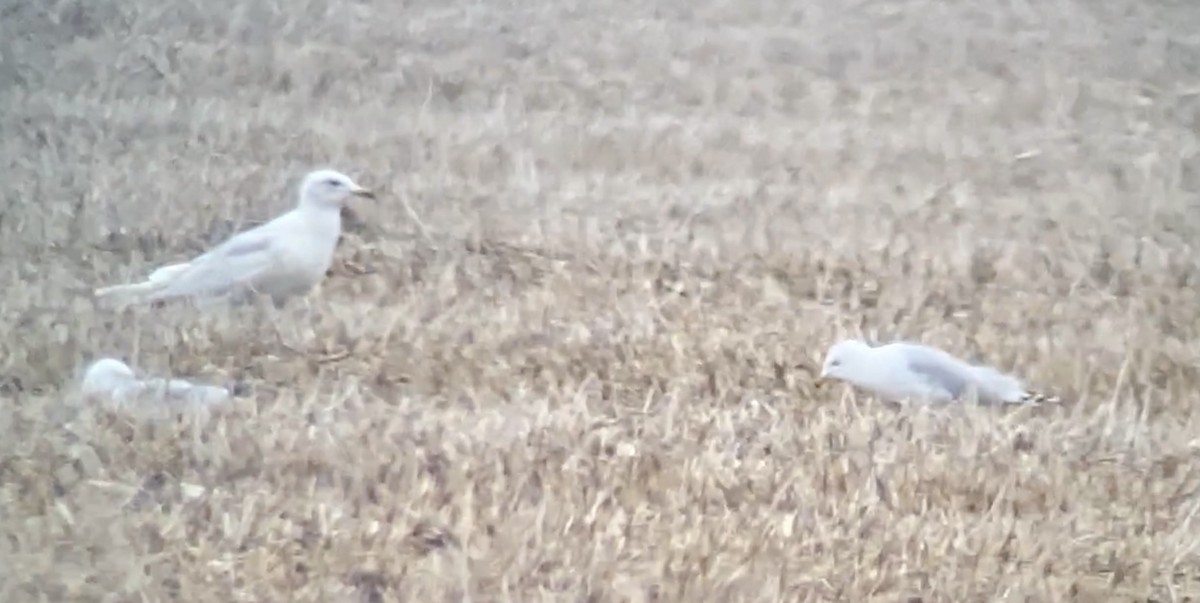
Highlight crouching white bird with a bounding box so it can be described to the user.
[94,169,376,308]
[80,357,237,419]
[818,339,1060,405]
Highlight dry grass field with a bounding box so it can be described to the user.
[3,0,1200,600]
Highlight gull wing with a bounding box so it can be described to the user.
[146,229,278,301]
[897,344,974,401]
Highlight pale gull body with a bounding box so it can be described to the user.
[80,358,236,419]
[94,169,375,307]
[819,339,1058,405]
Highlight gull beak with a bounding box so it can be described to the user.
[351,184,376,200]
[816,368,832,387]
[794,361,828,384]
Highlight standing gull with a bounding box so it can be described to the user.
[94,169,375,307]
[818,339,1060,405]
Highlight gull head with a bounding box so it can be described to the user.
[819,339,874,383]
[81,358,137,397]
[299,169,376,209]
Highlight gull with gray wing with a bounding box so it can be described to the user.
[80,357,236,420]
[94,169,375,308]
[819,339,1059,405]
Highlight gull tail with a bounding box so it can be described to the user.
[1017,390,1062,405]
[972,364,1062,406]
[94,262,191,305]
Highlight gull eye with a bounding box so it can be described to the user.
[830,359,841,367]
[326,178,342,187]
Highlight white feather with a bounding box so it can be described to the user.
[80,358,235,420]
[820,339,1059,405]
[94,169,374,308]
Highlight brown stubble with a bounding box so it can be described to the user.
[2,0,1200,600]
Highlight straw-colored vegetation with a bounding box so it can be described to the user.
[3,0,1200,600]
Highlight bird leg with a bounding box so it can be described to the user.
[253,294,305,356]
[270,295,325,357]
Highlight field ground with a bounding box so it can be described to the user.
[3,0,1200,600]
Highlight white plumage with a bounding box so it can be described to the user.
[819,339,1059,405]
[94,169,375,307]
[80,358,235,419]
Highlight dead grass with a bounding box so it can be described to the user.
[3,0,1200,600]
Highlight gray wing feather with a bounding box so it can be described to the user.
[896,344,981,400]
[187,234,271,266]
[904,356,971,398]
[900,343,1022,403]
[148,232,276,301]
